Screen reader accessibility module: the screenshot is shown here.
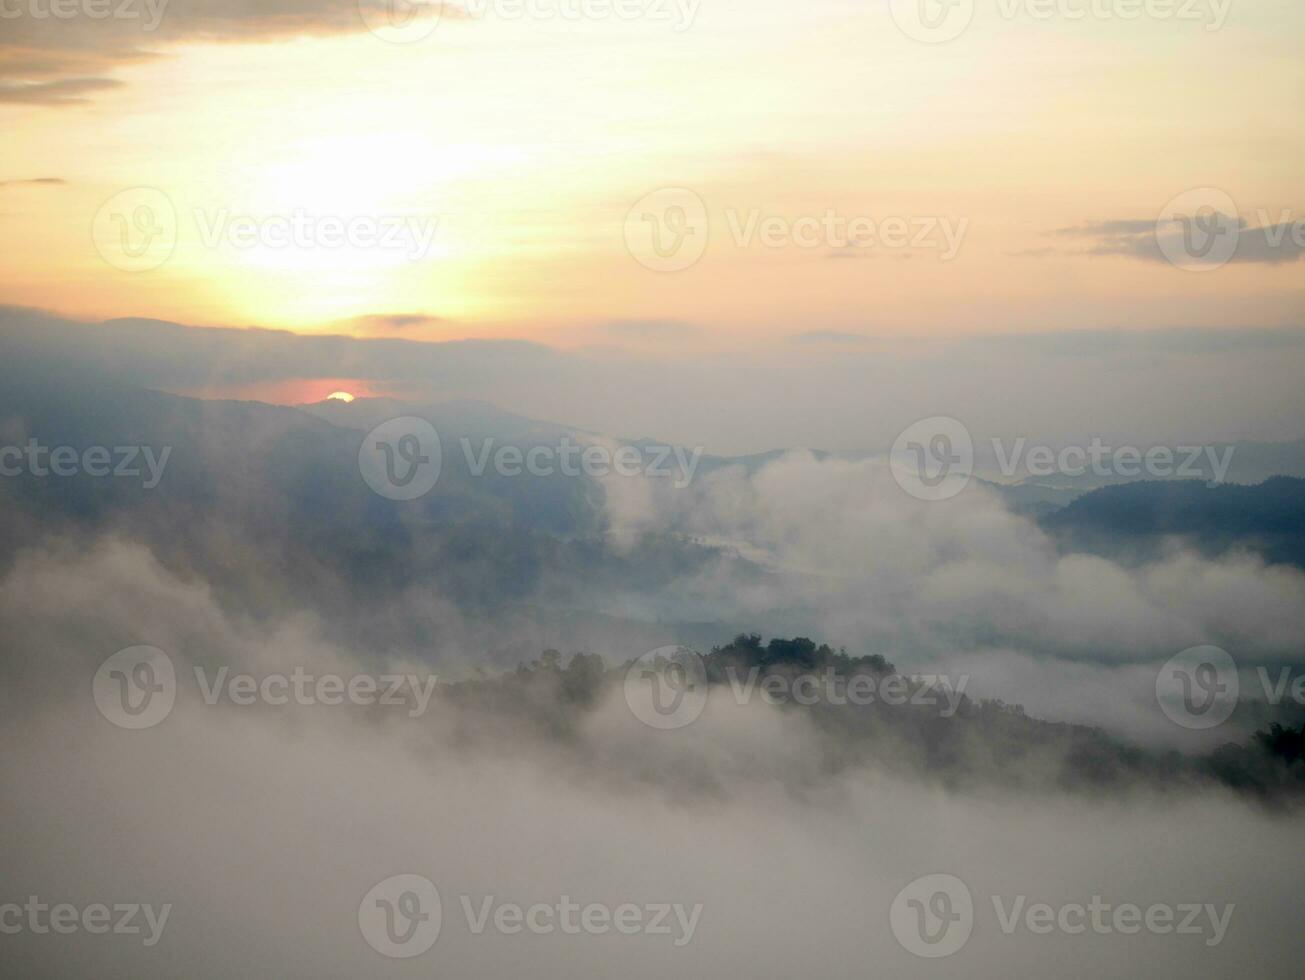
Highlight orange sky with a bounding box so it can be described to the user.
[1,1,1302,347]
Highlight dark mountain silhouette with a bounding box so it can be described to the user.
[1041,477,1305,569]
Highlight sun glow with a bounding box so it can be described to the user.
[326,391,355,403]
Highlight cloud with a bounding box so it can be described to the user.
[0,76,123,105]
[1029,216,1305,266]
[597,450,1305,746]
[0,177,67,188]
[0,0,455,106]
[2,540,1304,978]
[343,312,449,337]
[0,308,560,390]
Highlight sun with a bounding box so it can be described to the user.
[326,391,355,403]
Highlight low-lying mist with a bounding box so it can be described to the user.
[3,541,1304,978]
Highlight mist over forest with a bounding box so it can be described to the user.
[4,307,1305,976]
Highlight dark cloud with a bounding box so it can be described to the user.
[1030,215,1305,266]
[0,0,456,106]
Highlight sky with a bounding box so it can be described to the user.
[4,12,1305,971]
[2,0,1303,348]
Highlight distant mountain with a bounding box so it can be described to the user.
[980,437,1305,506]
[1040,477,1305,569]
[0,363,766,663]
